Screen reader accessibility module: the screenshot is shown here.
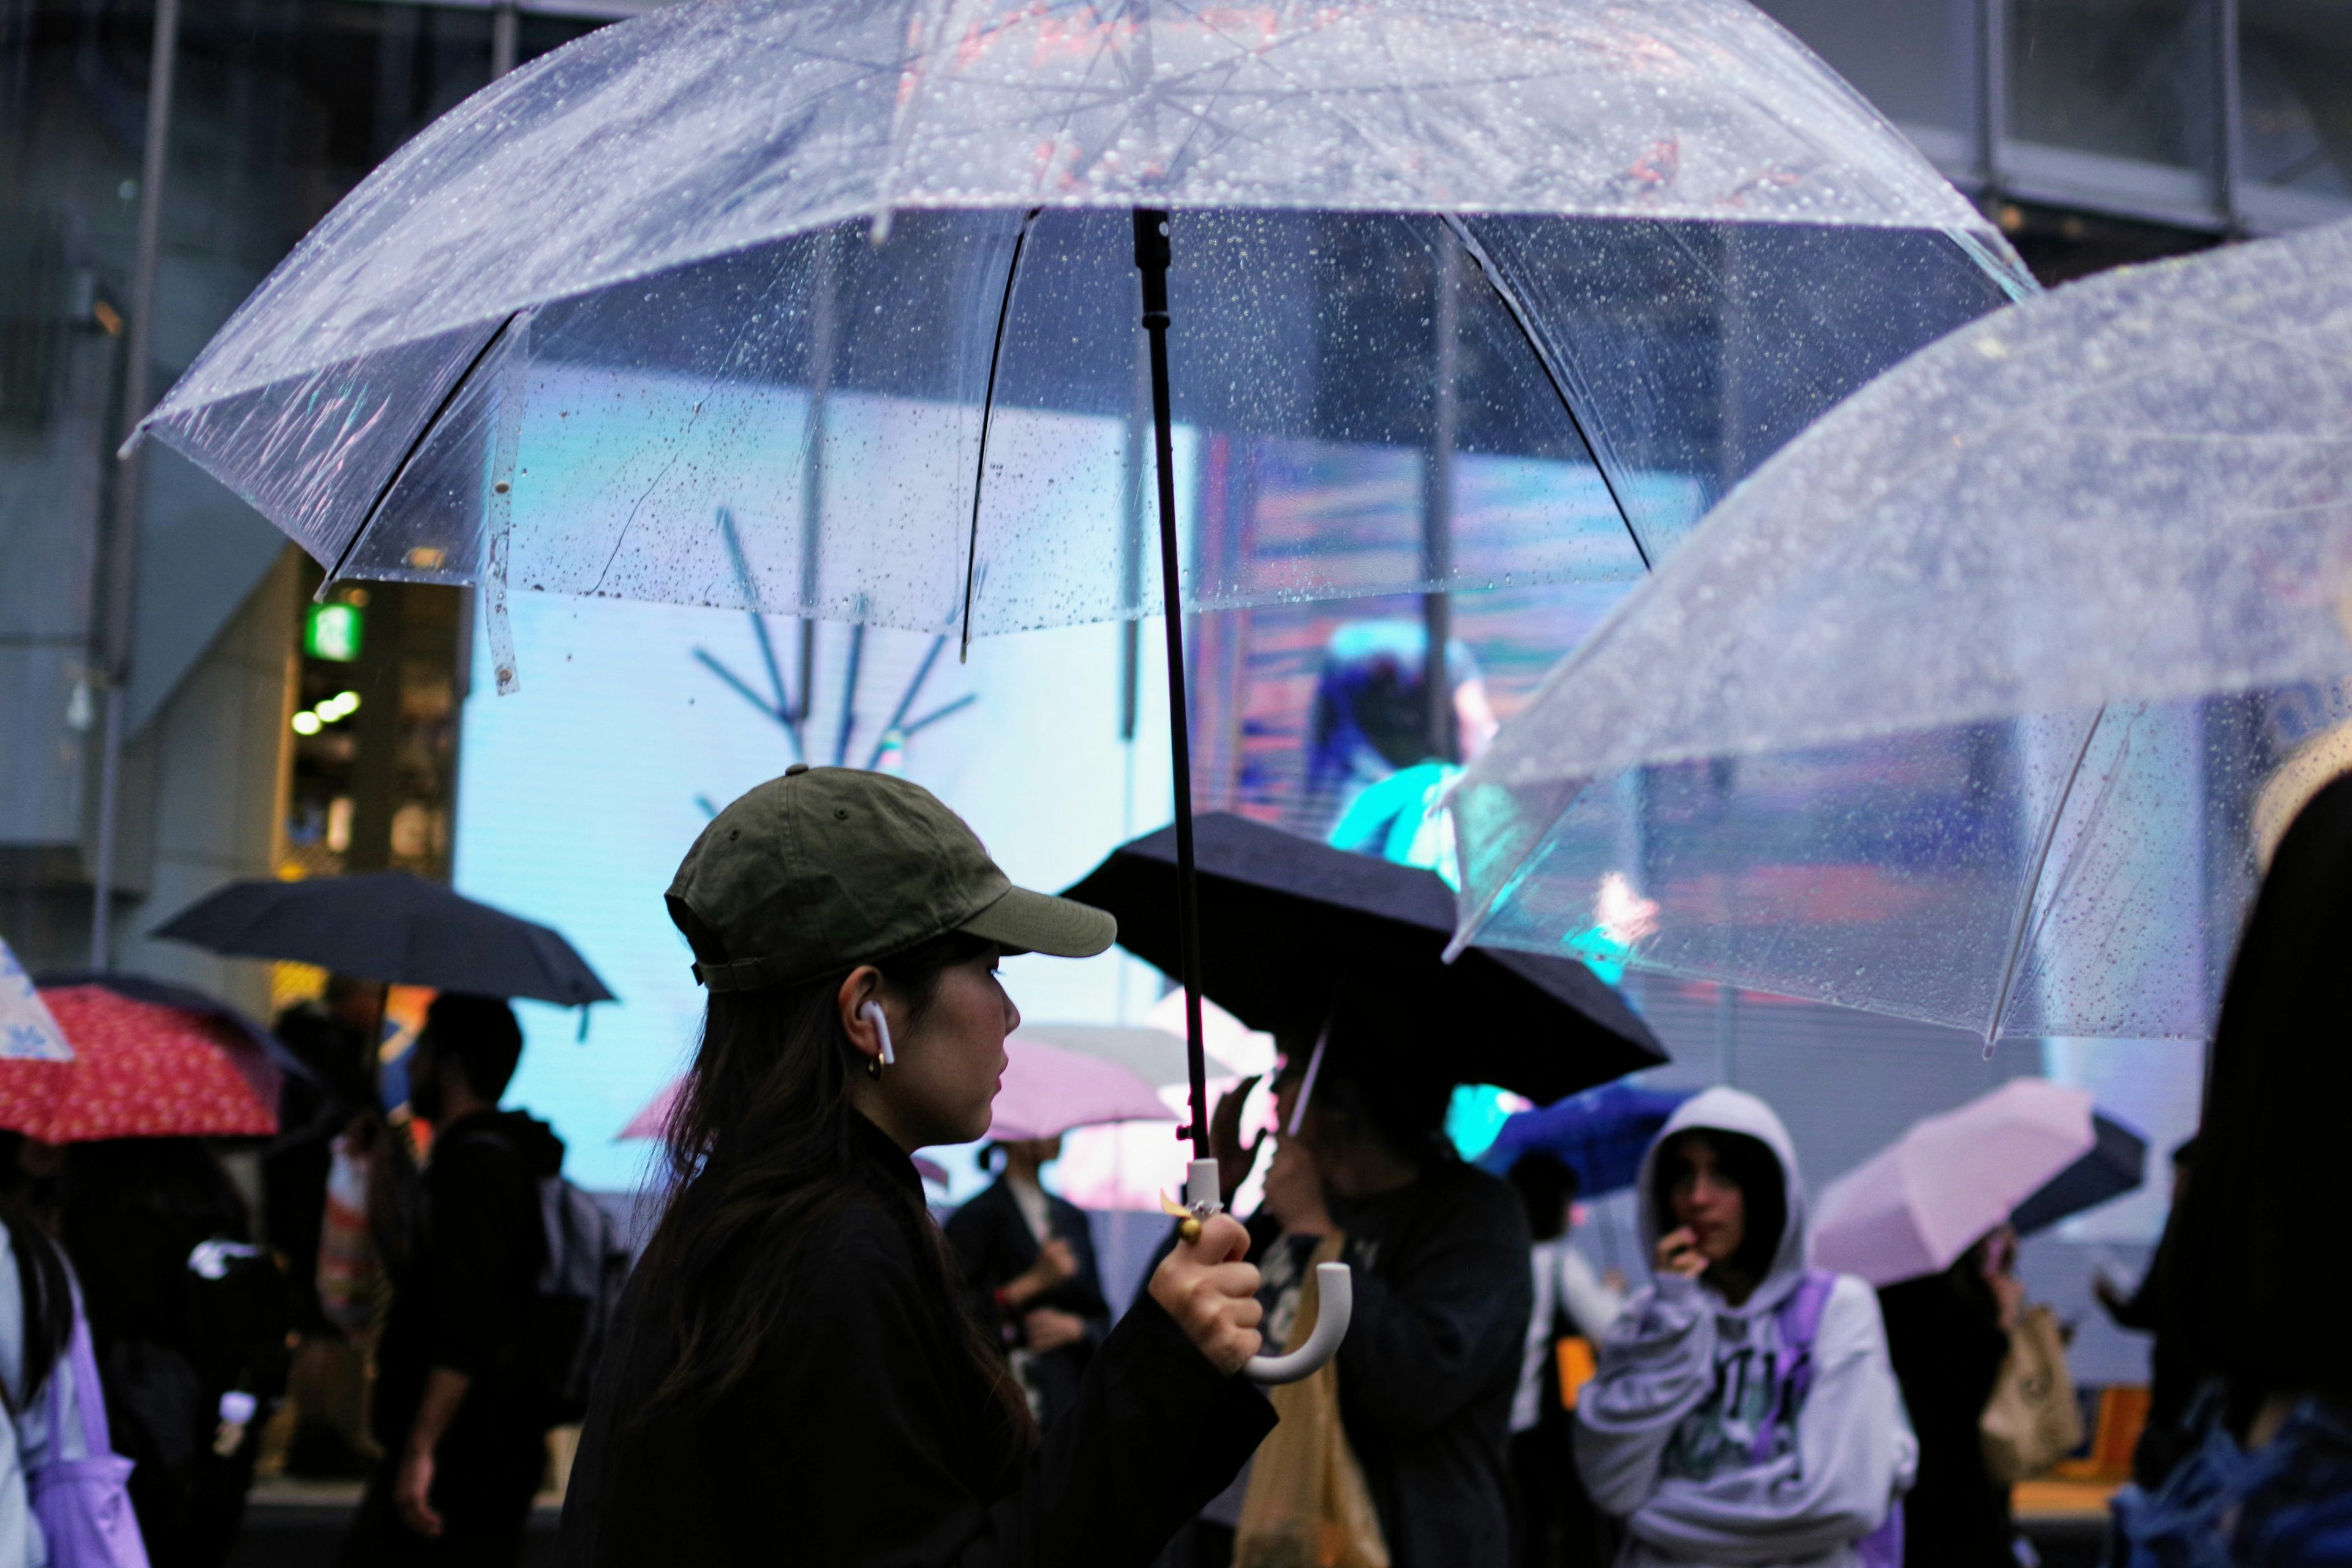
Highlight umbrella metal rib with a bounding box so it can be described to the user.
[1981,702,2108,1047]
[1133,207,1212,1159]
[959,208,1042,662]
[322,310,520,596]
[1441,216,1649,573]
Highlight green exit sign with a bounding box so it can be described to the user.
[304,602,364,663]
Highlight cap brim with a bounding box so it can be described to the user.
[959,886,1116,960]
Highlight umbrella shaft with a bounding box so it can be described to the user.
[1133,209,1211,1161]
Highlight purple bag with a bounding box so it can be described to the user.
[29,1306,150,1568]
[1752,1270,1905,1568]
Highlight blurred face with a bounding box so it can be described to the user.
[407,1041,445,1122]
[327,979,385,1031]
[858,950,1019,1149]
[1668,1136,1747,1266]
[1005,1136,1063,1170]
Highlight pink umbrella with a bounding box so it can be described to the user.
[1813,1079,2094,1286]
[989,1037,1177,1143]
[617,1078,681,1142]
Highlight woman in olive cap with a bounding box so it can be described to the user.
[557,766,1273,1567]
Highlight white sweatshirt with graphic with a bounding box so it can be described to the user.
[1574,1088,1916,1568]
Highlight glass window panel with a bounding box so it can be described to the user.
[2241,0,2352,199]
[2007,0,2217,174]
[1753,0,1981,165]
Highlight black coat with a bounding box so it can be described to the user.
[2103,1205,2205,1488]
[945,1177,1112,1429]
[372,1109,563,1450]
[1138,1161,1531,1568]
[556,1115,1273,1568]
[1327,1159,1533,1568]
[1878,1273,2012,1568]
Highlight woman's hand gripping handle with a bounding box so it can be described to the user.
[1153,1159,1352,1384]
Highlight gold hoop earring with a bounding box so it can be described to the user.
[865,1053,883,1081]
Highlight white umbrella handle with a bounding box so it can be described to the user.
[1182,1159,1352,1385]
[1245,1263,1351,1385]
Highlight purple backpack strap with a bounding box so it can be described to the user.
[1747,1270,1907,1568]
[1746,1268,1836,1463]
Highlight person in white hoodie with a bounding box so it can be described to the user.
[1574,1088,1914,1568]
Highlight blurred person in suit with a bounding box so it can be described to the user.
[947,1137,1112,1429]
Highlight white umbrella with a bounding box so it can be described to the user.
[0,938,72,1063]
[1030,1011,1279,1210]
[1012,1023,1192,1090]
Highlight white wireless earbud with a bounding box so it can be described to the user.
[861,1001,895,1068]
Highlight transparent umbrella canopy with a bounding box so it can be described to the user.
[134,0,2026,1158]
[134,0,2023,649]
[1449,220,2352,1044]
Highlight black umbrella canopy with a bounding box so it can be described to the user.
[152,872,614,1008]
[1063,813,1665,1104]
[2011,1111,2147,1237]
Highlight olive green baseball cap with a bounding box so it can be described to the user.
[667,765,1116,993]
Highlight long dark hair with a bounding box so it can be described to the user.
[2,1205,70,1414]
[0,1133,73,1412]
[630,931,1028,1431]
[2174,771,2352,1405]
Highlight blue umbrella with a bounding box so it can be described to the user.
[1477,1081,1692,1197]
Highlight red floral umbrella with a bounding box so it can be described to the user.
[4,987,281,1142]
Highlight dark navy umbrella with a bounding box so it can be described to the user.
[152,873,613,1008]
[2010,1110,2147,1236]
[1063,813,1666,1105]
[1476,1081,1691,1197]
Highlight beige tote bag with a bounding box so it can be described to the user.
[1234,1236,1390,1568]
[1980,1303,2084,1485]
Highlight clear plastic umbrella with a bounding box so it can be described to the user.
[1449,219,2352,1044]
[133,0,2022,650]
[132,0,2023,1207]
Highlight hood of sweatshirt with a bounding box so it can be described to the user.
[1635,1087,1809,1315]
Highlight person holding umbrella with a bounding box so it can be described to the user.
[1872,1229,2022,1568]
[1575,1089,1913,1568]
[556,767,1273,1568]
[1242,1018,1535,1568]
[1806,1077,2145,1567]
[340,993,568,1568]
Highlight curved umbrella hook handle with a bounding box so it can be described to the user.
[1245,1262,1351,1385]
[1181,1160,1352,1386]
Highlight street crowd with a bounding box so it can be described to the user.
[0,763,2338,1568]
